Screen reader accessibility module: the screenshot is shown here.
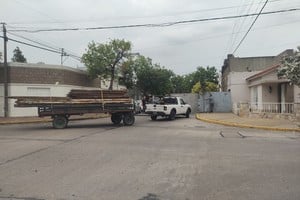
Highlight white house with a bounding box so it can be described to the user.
[221,49,299,121]
[246,64,300,119]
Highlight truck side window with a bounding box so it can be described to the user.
[180,99,185,105]
[173,98,178,104]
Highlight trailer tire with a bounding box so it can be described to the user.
[52,115,68,129]
[151,115,157,121]
[123,112,135,126]
[111,113,122,125]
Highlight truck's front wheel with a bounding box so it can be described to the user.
[123,112,135,126]
[169,109,176,120]
[52,115,68,129]
[185,109,191,118]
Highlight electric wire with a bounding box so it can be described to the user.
[7,8,300,33]
[230,0,256,51]
[7,31,82,59]
[232,0,269,54]
[0,35,60,54]
[6,26,82,59]
[7,0,283,25]
[225,0,251,58]
[7,31,59,51]
[0,35,81,61]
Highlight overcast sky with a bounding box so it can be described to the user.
[1,0,300,75]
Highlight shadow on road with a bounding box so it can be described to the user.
[148,116,189,122]
[12,122,123,131]
[138,193,160,200]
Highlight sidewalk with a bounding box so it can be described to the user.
[0,113,108,125]
[196,113,300,132]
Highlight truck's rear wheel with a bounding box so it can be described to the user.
[185,109,191,118]
[151,115,157,120]
[123,112,135,126]
[52,115,68,129]
[169,109,176,120]
[111,113,122,125]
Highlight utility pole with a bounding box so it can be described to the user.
[1,22,8,117]
[60,48,68,65]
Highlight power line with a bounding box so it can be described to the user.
[0,35,81,61]
[6,30,81,59]
[225,0,254,58]
[7,31,59,51]
[232,0,269,54]
[230,0,256,51]
[7,0,283,25]
[7,8,300,33]
[0,35,61,54]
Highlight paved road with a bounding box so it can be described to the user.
[0,115,299,200]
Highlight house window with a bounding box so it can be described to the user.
[252,86,258,105]
[255,87,258,104]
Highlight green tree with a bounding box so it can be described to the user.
[278,47,300,86]
[191,82,201,93]
[119,58,135,89]
[205,81,219,92]
[82,39,132,90]
[191,81,219,94]
[11,47,27,63]
[171,75,189,93]
[179,66,219,93]
[194,66,218,85]
[133,56,174,96]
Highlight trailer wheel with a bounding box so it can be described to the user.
[123,112,135,126]
[151,115,157,121]
[111,113,122,125]
[52,115,68,129]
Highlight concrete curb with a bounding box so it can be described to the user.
[0,116,108,125]
[196,114,300,132]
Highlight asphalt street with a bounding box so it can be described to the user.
[0,115,299,200]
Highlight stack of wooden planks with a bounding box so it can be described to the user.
[68,89,129,99]
[11,89,132,107]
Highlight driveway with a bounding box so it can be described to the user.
[0,115,299,200]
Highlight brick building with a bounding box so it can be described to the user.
[0,62,125,117]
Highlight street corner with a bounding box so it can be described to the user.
[195,113,300,132]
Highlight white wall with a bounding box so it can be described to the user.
[227,71,257,104]
[295,85,300,103]
[0,84,4,117]
[261,83,279,103]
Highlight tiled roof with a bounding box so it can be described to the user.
[246,64,280,81]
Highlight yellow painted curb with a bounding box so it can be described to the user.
[196,114,300,132]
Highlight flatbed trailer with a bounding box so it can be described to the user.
[37,103,135,129]
[11,89,135,129]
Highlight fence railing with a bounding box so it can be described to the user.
[249,102,294,114]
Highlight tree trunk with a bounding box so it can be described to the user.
[109,52,122,90]
[109,67,115,90]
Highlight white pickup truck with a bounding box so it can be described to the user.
[145,96,192,120]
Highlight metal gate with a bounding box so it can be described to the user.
[198,92,232,113]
